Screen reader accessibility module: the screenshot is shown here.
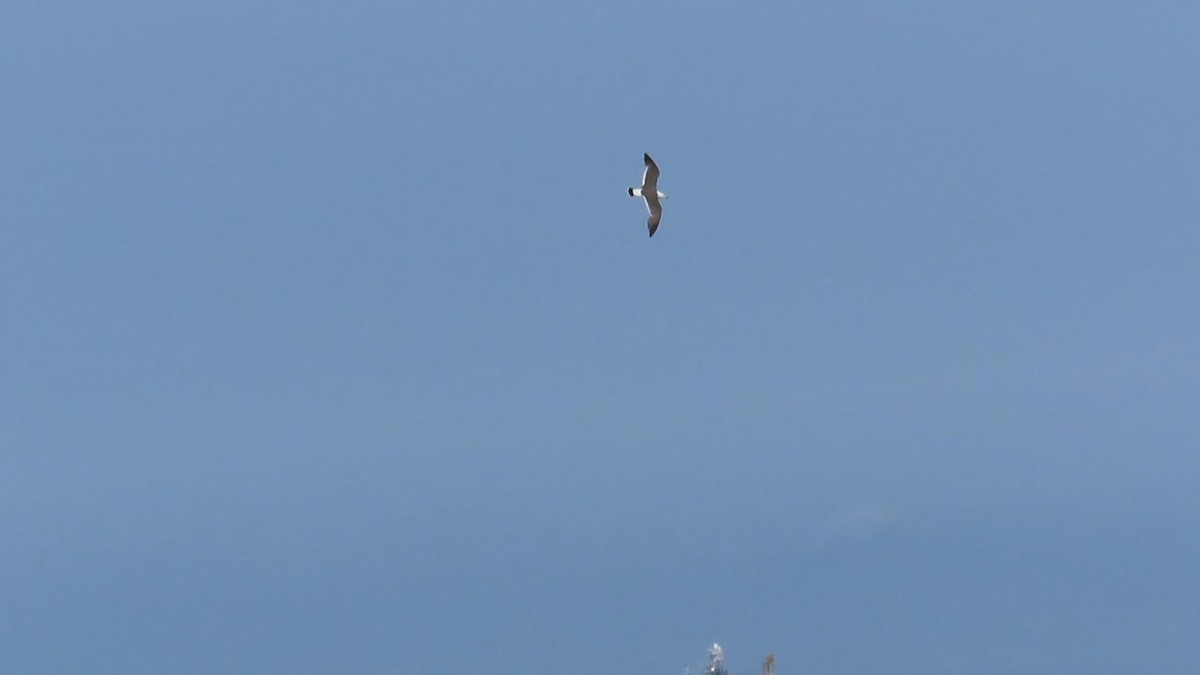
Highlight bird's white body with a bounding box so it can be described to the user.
[628,187,668,200]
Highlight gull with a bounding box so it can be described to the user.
[628,152,668,237]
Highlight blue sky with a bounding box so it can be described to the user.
[2,2,1197,673]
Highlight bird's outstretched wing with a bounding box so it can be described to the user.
[644,192,663,237]
[642,153,660,191]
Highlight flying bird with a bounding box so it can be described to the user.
[628,153,668,237]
